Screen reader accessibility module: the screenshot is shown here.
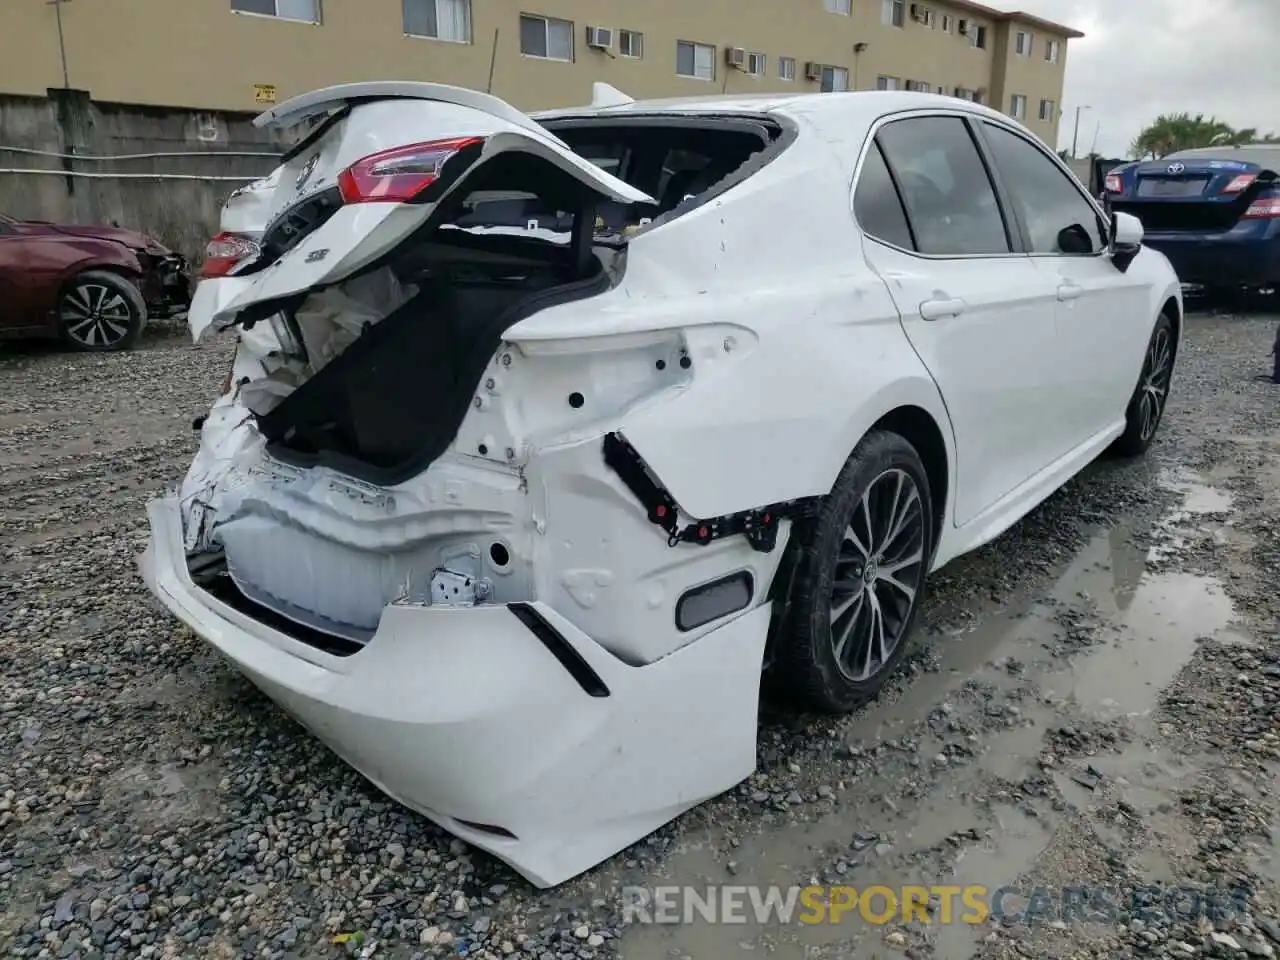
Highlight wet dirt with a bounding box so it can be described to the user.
[1,310,1279,960]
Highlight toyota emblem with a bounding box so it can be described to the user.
[295,153,320,191]
[1166,162,1186,175]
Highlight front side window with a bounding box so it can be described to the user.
[519,13,573,60]
[232,0,320,23]
[1010,94,1027,120]
[979,121,1105,255]
[403,0,470,42]
[821,66,849,92]
[875,116,1010,256]
[882,0,905,27]
[854,142,914,250]
[676,40,716,80]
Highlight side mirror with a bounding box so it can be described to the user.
[1109,211,1143,271]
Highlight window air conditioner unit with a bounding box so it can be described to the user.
[957,18,970,34]
[585,26,613,50]
[725,46,747,68]
[804,61,824,81]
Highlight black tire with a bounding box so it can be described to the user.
[1110,310,1175,458]
[58,270,146,352]
[771,430,935,713]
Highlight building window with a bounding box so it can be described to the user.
[778,56,796,80]
[906,79,931,92]
[921,8,936,27]
[231,0,320,23]
[821,65,849,92]
[954,86,976,100]
[619,29,643,58]
[967,23,988,48]
[876,75,903,91]
[881,0,905,28]
[520,13,573,60]
[1038,98,1056,121]
[941,14,952,32]
[824,0,852,13]
[746,52,766,76]
[1045,39,1061,62]
[1015,31,1033,55]
[403,0,470,42]
[676,40,716,80]
[1010,94,1027,120]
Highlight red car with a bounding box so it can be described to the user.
[0,213,191,351]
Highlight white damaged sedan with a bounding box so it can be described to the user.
[139,82,1182,887]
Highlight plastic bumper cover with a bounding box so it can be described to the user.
[137,495,769,887]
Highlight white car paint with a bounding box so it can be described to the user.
[140,85,1182,889]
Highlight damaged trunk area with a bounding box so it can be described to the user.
[238,116,783,486]
[188,114,786,651]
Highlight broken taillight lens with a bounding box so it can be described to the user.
[337,137,485,204]
[200,232,261,279]
[1104,174,1123,193]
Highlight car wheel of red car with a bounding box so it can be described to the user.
[59,271,147,352]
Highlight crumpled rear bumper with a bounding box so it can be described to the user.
[138,495,769,888]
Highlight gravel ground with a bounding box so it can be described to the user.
[1,305,1278,960]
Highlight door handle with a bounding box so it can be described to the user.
[919,298,965,321]
[1057,283,1084,301]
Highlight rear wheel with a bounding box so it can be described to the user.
[772,430,934,713]
[1111,310,1175,457]
[59,270,146,352]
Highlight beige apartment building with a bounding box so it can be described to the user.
[2,0,1081,145]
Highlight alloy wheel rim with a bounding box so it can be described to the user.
[61,283,133,348]
[829,468,927,683]
[1137,326,1172,442]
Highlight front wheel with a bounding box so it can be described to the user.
[59,270,147,352]
[1110,310,1175,457]
[771,430,934,713]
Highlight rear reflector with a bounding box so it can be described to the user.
[1222,173,1257,194]
[337,136,485,204]
[675,571,754,632]
[1244,196,1280,219]
[200,231,261,278]
[1104,174,1123,193]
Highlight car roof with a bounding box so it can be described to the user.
[1163,144,1280,169]
[533,90,1016,130]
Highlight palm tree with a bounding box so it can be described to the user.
[1131,113,1244,159]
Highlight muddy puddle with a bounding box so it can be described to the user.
[613,474,1241,960]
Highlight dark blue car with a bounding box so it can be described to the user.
[1103,145,1280,292]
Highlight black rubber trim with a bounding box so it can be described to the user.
[508,603,611,698]
[281,105,350,163]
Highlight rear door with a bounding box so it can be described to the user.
[196,82,656,337]
[855,113,1062,528]
[973,119,1150,447]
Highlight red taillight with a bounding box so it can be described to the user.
[1222,173,1257,194]
[200,231,261,279]
[336,136,484,204]
[1243,196,1280,219]
[1104,174,1123,193]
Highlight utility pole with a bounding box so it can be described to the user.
[47,0,72,88]
[1071,104,1091,158]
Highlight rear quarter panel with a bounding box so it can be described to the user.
[508,125,955,521]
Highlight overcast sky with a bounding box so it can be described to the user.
[1010,0,1280,157]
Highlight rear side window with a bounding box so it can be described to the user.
[876,116,1011,256]
[854,142,915,250]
